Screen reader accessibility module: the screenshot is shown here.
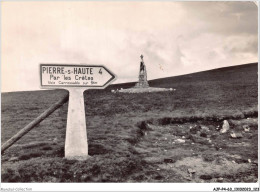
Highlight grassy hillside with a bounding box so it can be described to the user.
[1,63,258,182]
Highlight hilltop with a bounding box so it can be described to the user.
[109,62,257,89]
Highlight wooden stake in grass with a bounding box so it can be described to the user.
[1,93,69,153]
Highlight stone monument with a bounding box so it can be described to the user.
[135,55,149,88]
[117,54,173,93]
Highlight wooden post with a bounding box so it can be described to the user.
[1,93,69,153]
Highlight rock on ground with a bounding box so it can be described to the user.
[230,132,243,139]
[220,120,230,133]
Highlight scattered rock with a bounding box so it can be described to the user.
[243,125,250,132]
[230,132,243,139]
[230,154,242,159]
[140,122,153,130]
[220,120,230,133]
[248,159,251,163]
[111,89,115,93]
[176,139,185,143]
[146,123,154,130]
[182,136,185,139]
[230,133,236,138]
[80,174,89,181]
[8,157,19,162]
[187,168,196,174]
[217,177,224,182]
[188,168,196,177]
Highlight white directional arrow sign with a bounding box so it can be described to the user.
[40,64,116,88]
[40,64,116,160]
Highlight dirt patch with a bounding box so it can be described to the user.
[2,116,257,183]
[131,117,258,182]
[166,156,252,182]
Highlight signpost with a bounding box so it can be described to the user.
[40,64,116,160]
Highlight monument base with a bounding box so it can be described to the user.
[116,54,174,94]
[118,87,173,93]
[134,81,149,88]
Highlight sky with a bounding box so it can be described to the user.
[1,1,258,92]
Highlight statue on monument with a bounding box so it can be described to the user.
[140,55,145,74]
[135,54,149,88]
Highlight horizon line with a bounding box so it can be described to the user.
[1,61,257,94]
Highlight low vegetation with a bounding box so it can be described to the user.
[1,63,258,182]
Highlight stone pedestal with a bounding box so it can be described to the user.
[65,88,89,160]
[135,74,149,88]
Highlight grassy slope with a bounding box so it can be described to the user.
[1,63,258,182]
